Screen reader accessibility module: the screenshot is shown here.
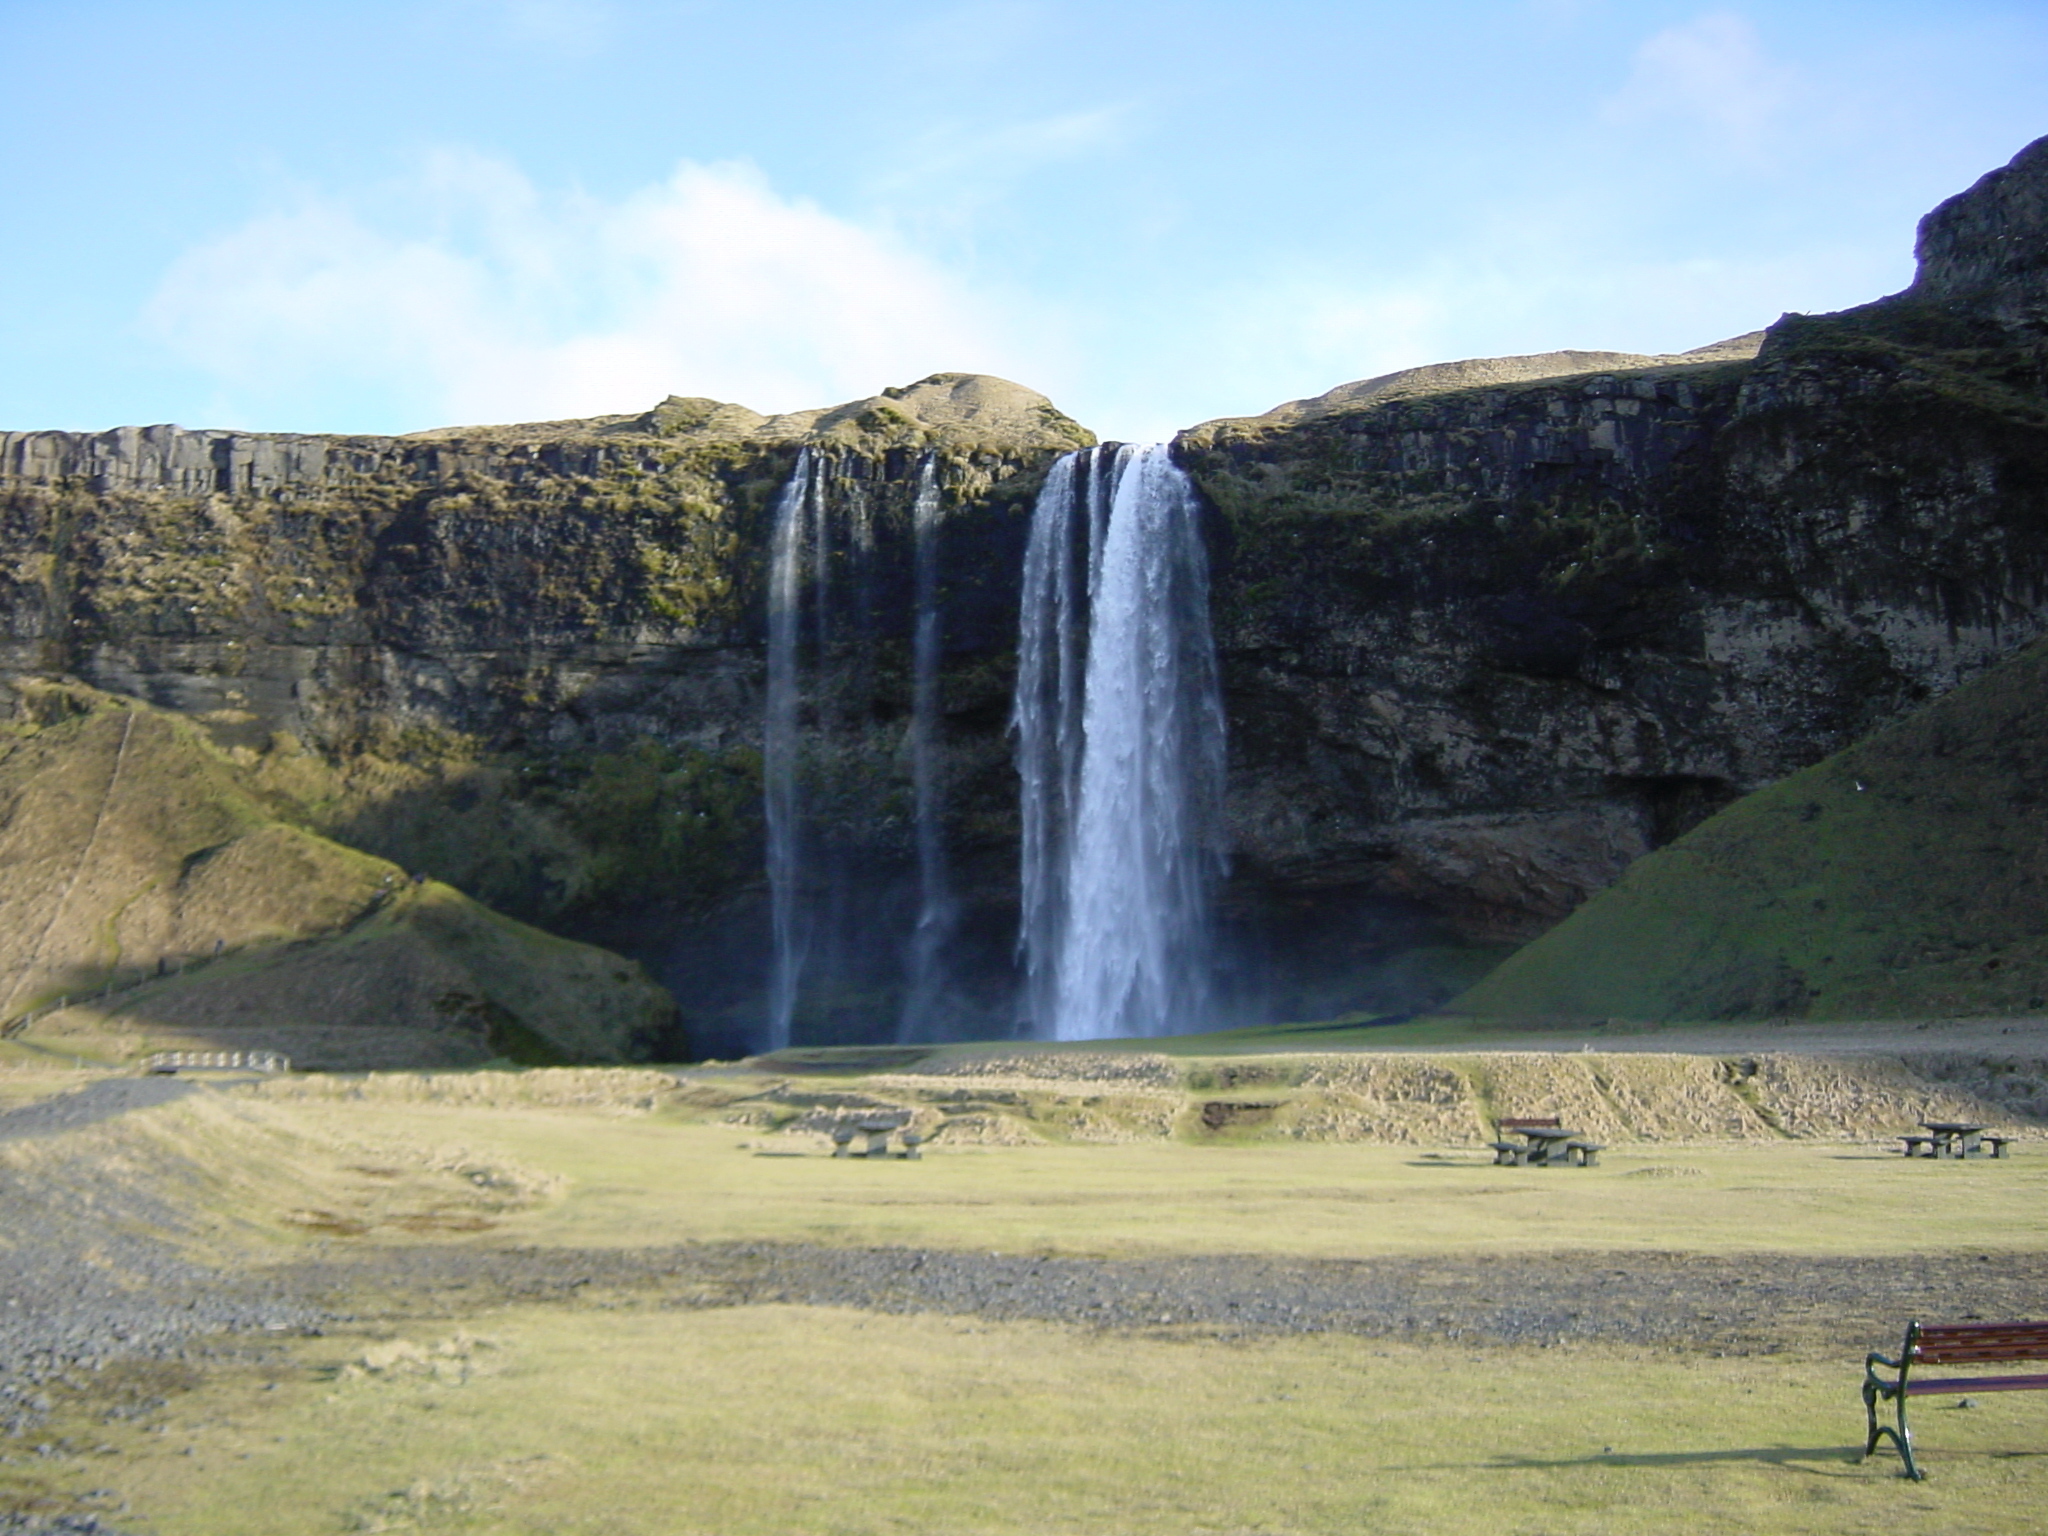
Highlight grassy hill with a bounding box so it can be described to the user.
[0,679,675,1067]
[1451,638,2048,1023]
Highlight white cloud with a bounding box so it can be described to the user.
[1603,11,1798,155]
[143,152,1049,430]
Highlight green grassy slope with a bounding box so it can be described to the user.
[1451,639,2048,1022]
[0,680,674,1065]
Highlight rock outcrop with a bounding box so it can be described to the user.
[1178,134,2048,971]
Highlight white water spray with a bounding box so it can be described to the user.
[763,448,815,1052]
[1013,444,1226,1040]
[900,456,957,1038]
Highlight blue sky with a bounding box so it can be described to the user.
[1,1,2043,442]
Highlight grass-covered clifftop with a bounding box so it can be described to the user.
[1451,637,2048,1022]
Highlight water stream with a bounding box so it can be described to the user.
[763,448,814,1052]
[900,455,957,1039]
[1013,443,1226,1040]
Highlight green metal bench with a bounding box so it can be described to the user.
[1863,1319,2048,1479]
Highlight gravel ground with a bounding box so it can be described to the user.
[276,1239,2048,1357]
[0,1080,320,1437]
[0,1080,199,1144]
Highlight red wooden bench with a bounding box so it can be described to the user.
[1863,1319,2048,1478]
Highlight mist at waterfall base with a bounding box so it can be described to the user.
[595,444,1497,1061]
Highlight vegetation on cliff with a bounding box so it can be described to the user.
[0,681,675,1067]
[1451,637,2048,1022]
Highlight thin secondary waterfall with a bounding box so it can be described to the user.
[763,448,815,1052]
[1013,443,1226,1040]
[900,455,956,1039]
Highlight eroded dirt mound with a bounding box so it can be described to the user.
[699,1045,2048,1147]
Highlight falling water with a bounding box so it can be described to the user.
[1013,444,1226,1040]
[763,448,814,1052]
[900,456,957,1039]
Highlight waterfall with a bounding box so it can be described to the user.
[763,448,814,1052]
[1013,443,1226,1040]
[900,455,957,1039]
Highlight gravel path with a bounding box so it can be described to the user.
[276,1239,2048,1356]
[0,1080,199,1145]
[0,1080,320,1434]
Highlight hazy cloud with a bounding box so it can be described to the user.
[897,0,1044,73]
[872,105,1134,212]
[1604,11,1798,154]
[144,152,1047,430]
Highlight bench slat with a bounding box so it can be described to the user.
[1918,1346,2048,1364]
[1901,1372,2048,1395]
[1916,1324,2048,1364]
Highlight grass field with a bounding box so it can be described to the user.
[38,1310,2048,1536]
[4,1063,2047,1534]
[260,1101,2048,1260]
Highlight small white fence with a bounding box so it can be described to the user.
[140,1050,291,1075]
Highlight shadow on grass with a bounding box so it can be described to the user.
[1476,1444,2048,1476]
[1487,1445,1867,1474]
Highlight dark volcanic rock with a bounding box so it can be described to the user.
[1178,133,2048,966]
[0,376,1088,1052]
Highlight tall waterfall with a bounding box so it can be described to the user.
[900,456,957,1039]
[763,448,815,1052]
[1013,444,1226,1041]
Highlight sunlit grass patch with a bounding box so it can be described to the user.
[24,1306,2048,1536]
[250,1099,2048,1261]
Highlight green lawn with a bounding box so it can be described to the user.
[40,1306,2048,1536]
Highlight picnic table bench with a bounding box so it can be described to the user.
[1898,1122,2013,1158]
[1863,1319,2048,1478]
[830,1119,921,1159]
[1489,1116,1603,1167]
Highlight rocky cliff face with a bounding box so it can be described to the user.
[3,140,2045,1052]
[1178,135,2048,976]
[0,373,1084,758]
[0,375,1090,1054]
